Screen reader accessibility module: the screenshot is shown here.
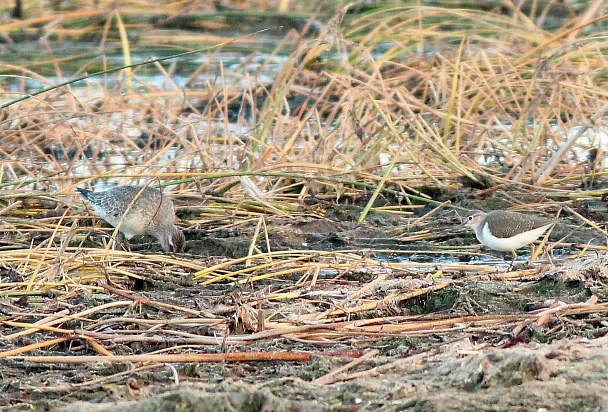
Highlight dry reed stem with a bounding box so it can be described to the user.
[312,348,380,385]
[7,351,314,364]
[3,298,606,360]
[0,5,607,375]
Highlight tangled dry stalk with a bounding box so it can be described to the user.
[1,0,608,408]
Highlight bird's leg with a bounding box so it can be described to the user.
[118,232,131,252]
[108,231,130,252]
[508,250,517,269]
[527,243,538,265]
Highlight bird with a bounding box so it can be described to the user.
[462,210,556,264]
[76,185,185,253]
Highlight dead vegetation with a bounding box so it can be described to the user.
[1,0,608,410]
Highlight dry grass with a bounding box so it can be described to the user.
[1,1,608,406]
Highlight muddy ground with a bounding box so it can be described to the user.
[2,198,608,412]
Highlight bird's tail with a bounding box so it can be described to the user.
[75,187,92,200]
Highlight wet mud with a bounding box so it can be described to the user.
[3,194,608,411]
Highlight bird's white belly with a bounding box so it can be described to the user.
[479,224,550,251]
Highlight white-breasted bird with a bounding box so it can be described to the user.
[463,210,556,263]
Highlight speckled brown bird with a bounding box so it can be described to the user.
[77,185,185,253]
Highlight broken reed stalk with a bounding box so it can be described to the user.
[0,4,607,378]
